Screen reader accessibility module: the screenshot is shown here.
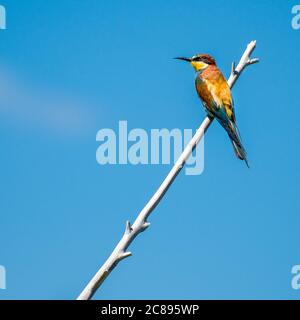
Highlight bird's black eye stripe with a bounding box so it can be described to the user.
[193,57,202,61]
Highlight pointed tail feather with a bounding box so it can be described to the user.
[231,140,249,168]
[222,120,249,168]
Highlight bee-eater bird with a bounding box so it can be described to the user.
[175,54,249,167]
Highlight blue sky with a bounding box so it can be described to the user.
[0,0,300,299]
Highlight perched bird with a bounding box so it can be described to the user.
[175,54,249,167]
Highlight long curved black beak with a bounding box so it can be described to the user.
[174,57,191,62]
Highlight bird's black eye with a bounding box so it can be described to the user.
[193,57,202,62]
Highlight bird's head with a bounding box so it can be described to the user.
[175,54,216,72]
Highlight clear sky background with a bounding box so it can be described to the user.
[0,0,300,299]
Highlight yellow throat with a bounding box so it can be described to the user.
[191,60,208,72]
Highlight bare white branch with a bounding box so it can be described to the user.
[77,40,259,300]
[249,58,259,65]
[118,252,132,261]
[231,61,237,76]
[124,221,132,235]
